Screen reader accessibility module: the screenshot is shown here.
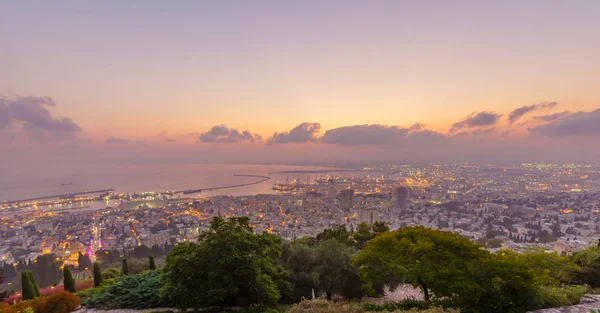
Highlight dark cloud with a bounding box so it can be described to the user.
[533,111,571,122]
[321,124,437,145]
[529,109,600,136]
[450,112,502,132]
[268,122,321,144]
[0,96,81,142]
[106,137,130,144]
[199,125,261,143]
[508,101,558,123]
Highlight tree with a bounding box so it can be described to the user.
[353,222,375,250]
[122,259,130,275]
[282,240,319,302]
[78,252,92,271]
[149,256,156,270]
[63,266,76,293]
[572,246,600,287]
[372,221,390,234]
[355,226,487,303]
[27,271,40,297]
[21,271,37,300]
[314,239,362,300]
[316,225,355,247]
[161,217,283,310]
[34,254,62,288]
[93,262,103,287]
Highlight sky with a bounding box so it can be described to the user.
[1,1,600,165]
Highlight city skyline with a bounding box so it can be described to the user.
[2,1,600,164]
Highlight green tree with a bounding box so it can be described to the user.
[572,246,600,287]
[21,271,37,300]
[316,225,355,247]
[314,239,362,300]
[355,226,487,303]
[93,262,103,287]
[122,259,130,275]
[27,271,40,297]
[149,256,156,270]
[161,217,283,310]
[63,266,76,293]
[282,240,319,302]
[372,221,390,234]
[353,222,375,250]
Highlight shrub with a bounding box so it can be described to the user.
[4,291,80,313]
[537,285,588,308]
[82,270,164,309]
[363,298,427,311]
[76,278,118,302]
[39,292,80,313]
[101,268,121,280]
[287,299,363,313]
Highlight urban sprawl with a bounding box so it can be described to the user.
[2,163,600,284]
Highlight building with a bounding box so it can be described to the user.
[359,207,379,224]
[395,186,409,209]
[339,189,354,212]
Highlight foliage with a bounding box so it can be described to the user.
[572,246,600,287]
[535,284,587,309]
[122,259,130,275]
[3,280,93,304]
[101,268,121,280]
[62,267,76,293]
[77,253,92,272]
[316,225,356,247]
[3,291,80,313]
[82,270,164,309]
[149,256,156,270]
[515,251,580,285]
[161,217,284,310]
[362,298,427,311]
[287,299,363,313]
[314,240,363,300]
[75,278,117,302]
[92,262,102,288]
[20,272,37,301]
[355,226,488,302]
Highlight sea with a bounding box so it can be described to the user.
[0,163,362,204]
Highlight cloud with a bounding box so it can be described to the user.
[0,96,81,142]
[268,122,321,144]
[508,101,558,124]
[453,127,496,137]
[321,124,424,145]
[533,111,571,122]
[106,136,130,144]
[199,125,261,143]
[529,108,600,136]
[450,112,502,132]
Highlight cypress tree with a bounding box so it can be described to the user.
[26,271,40,297]
[122,259,130,275]
[149,256,156,270]
[63,266,76,293]
[93,262,103,287]
[21,271,37,300]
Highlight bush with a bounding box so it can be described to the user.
[536,284,588,308]
[287,299,363,313]
[4,291,80,313]
[82,270,164,309]
[100,268,121,280]
[363,298,427,311]
[76,278,118,302]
